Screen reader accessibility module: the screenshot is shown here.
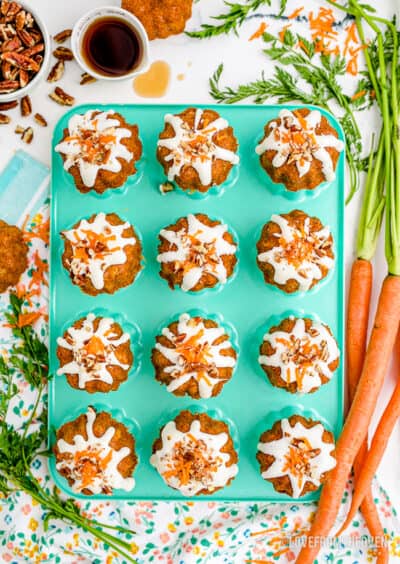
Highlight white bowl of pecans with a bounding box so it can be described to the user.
[0,0,50,102]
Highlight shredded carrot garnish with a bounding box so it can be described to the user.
[279,24,292,43]
[288,6,304,19]
[16,312,41,328]
[249,21,268,41]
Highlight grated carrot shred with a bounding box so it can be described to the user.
[249,21,268,41]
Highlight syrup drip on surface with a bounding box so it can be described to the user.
[133,60,171,98]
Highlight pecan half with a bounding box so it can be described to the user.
[14,9,25,30]
[0,112,10,123]
[19,68,28,87]
[0,99,17,110]
[49,86,74,106]
[20,94,31,116]
[21,125,33,143]
[53,46,73,61]
[1,35,21,51]
[46,59,64,82]
[23,43,44,57]
[34,112,47,127]
[2,51,39,72]
[17,28,35,47]
[14,123,23,134]
[53,29,72,43]
[80,72,96,85]
[0,78,18,92]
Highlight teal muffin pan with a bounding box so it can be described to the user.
[49,103,344,502]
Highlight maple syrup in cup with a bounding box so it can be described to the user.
[72,6,150,81]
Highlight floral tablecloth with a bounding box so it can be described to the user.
[1,0,400,561]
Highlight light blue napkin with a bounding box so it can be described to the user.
[0,150,50,226]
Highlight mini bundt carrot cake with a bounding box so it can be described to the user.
[157,108,239,193]
[256,210,334,293]
[54,406,137,495]
[157,213,237,292]
[255,108,344,192]
[55,109,142,194]
[152,312,237,399]
[121,0,193,40]
[57,313,133,393]
[0,220,28,293]
[259,316,340,394]
[150,410,238,496]
[257,414,336,498]
[61,212,142,296]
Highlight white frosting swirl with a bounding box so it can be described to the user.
[158,109,239,186]
[257,214,334,291]
[255,109,344,182]
[57,313,131,390]
[150,419,238,496]
[56,406,135,494]
[258,418,336,498]
[157,214,237,292]
[155,313,236,398]
[55,109,134,188]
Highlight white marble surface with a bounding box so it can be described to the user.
[1,0,399,513]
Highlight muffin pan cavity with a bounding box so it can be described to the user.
[49,103,344,502]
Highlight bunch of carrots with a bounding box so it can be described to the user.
[297,1,400,563]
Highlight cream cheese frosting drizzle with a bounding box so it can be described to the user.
[255,109,344,182]
[258,418,336,498]
[157,214,237,291]
[150,419,238,496]
[57,313,131,389]
[62,213,136,291]
[155,313,236,398]
[258,214,334,291]
[55,109,133,188]
[259,317,339,393]
[56,407,135,494]
[158,109,239,186]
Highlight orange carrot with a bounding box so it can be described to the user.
[346,259,388,562]
[296,275,400,564]
[338,369,400,536]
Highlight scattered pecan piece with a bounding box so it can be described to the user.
[159,182,175,195]
[49,86,75,106]
[80,72,96,85]
[0,112,10,123]
[0,99,17,110]
[1,51,39,72]
[46,59,64,82]
[34,112,47,127]
[14,123,23,134]
[21,125,33,143]
[53,29,72,43]
[53,46,73,61]
[0,78,18,92]
[19,94,31,116]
